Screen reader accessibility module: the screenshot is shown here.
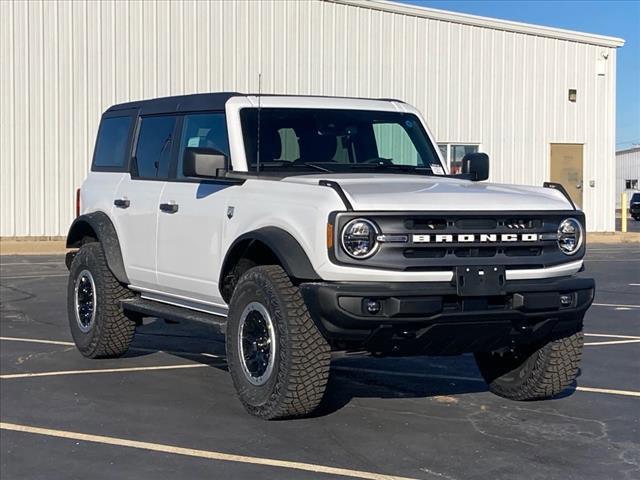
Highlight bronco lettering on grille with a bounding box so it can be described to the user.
[412,233,539,243]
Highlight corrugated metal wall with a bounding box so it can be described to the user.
[615,148,640,208]
[0,0,620,235]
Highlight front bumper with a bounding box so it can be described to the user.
[300,275,594,355]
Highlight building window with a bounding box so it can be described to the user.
[437,143,479,174]
[626,179,638,190]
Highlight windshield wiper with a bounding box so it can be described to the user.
[250,162,335,173]
[348,163,434,175]
[300,162,334,172]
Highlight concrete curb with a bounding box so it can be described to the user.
[1,240,68,255]
[587,232,640,244]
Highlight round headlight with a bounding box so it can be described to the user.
[557,218,583,255]
[341,218,379,259]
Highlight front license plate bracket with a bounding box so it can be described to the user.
[455,265,506,297]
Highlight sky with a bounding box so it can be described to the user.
[402,0,640,151]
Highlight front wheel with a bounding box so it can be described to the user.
[226,265,330,419]
[475,326,584,400]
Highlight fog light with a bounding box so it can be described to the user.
[365,299,382,315]
[560,294,573,307]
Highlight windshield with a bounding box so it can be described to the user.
[632,193,640,202]
[240,108,444,175]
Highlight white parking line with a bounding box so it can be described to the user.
[584,339,640,346]
[0,422,418,480]
[584,333,640,339]
[584,258,640,263]
[574,387,640,398]
[0,336,75,346]
[593,303,640,309]
[585,259,640,262]
[0,364,208,380]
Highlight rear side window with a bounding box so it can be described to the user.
[134,116,177,179]
[92,116,133,170]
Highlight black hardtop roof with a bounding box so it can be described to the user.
[105,92,403,116]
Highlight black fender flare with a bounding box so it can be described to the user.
[220,227,321,286]
[66,211,129,284]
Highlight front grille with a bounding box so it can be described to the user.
[332,211,585,271]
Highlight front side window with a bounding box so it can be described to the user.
[133,116,177,179]
[240,108,443,175]
[92,116,133,170]
[177,113,229,178]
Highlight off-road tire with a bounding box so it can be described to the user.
[475,327,584,400]
[226,265,331,420]
[67,242,136,358]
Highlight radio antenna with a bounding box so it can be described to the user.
[256,73,262,174]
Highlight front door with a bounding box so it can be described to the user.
[156,112,232,310]
[550,144,583,208]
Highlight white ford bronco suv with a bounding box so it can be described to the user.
[66,93,594,419]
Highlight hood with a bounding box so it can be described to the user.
[281,174,573,211]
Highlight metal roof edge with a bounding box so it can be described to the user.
[327,0,625,48]
[616,147,640,155]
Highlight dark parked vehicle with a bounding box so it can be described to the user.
[630,192,640,220]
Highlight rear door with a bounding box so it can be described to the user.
[82,113,135,217]
[550,143,584,208]
[155,112,233,310]
[112,115,178,290]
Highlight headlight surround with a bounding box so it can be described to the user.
[341,218,379,259]
[557,218,584,255]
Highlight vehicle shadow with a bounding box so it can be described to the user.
[126,318,503,416]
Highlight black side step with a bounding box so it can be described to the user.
[121,297,226,332]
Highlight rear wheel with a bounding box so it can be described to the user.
[475,326,583,400]
[226,265,330,419]
[67,243,136,358]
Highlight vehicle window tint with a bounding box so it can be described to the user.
[177,113,229,178]
[373,123,420,166]
[277,128,299,161]
[134,116,176,179]
[92,116,132,169]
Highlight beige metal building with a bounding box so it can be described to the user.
[0,0,624,237]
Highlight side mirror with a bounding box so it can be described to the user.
[461,152,489,181]
[183,147,228,178]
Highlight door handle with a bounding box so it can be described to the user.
[159,202,179,214]
[114,198,130,208]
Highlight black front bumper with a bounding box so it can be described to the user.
[300,276,594,355]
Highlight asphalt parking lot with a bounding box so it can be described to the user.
[1,245,638,480]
